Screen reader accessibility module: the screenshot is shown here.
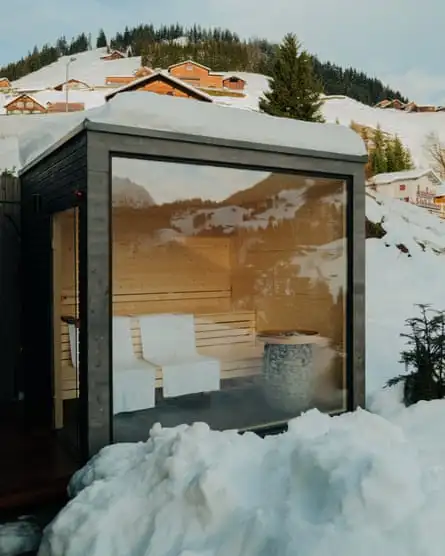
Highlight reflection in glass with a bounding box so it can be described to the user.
[111,158,347,442]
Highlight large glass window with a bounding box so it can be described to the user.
[111,158,348,442]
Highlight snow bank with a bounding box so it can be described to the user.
[38,395,445,556]
[19,92,366,169]
[366,191,445,395]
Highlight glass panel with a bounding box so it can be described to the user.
[53,207,81,456]
[111,158,347,442]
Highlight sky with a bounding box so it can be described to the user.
[1,0,444,103]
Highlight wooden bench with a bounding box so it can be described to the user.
[59,310,263,402]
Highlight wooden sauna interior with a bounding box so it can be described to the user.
[52,172,347,428]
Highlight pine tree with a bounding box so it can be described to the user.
[96,29,108,49]
[259,33,324,122]
[385,138,396,172]
[369,125,388,175]
[393,135,414,171]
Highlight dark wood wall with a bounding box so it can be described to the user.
[20,132,87,427]
[0,174,20,402]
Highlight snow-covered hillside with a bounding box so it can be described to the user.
[11,48,141,91]
[0,47,444,169]
[366,190,445,394]
[322,96,444,168]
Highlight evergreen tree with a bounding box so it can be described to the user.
[393,134,414,171]
[369,125,388,175]
[385,138,396,172]
[96,29,108,48]
[259,33,323,122]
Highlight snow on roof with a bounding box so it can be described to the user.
[53,78,91,89]
[223,75,246,82]
[18,92,367,171]
[368,168,441,185]
[3,93,46,109]
[104,71,214,102]
[168,59,211,72]
[32,89,106,110]
[434,183,445,198]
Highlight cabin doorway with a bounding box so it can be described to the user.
[52,207,82,459]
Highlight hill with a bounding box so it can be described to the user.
[0,24,407,107]
[366,190,445,395]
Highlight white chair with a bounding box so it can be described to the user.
[138,313,221,398]
[68,316,156,414]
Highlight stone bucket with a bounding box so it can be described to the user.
[257,330,328,414]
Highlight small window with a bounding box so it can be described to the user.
[186,63,193,71]
[399,184,406,191]
[16,101,24,108]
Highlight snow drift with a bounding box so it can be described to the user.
[38,387,445,556]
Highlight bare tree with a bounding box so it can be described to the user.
[424,132,445,177]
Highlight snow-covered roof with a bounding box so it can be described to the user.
[4,93,46,109]
[104,71,214,102]
[434,183,445,198]
[18,92,367,173]
[168,59,211,72]
[53,78,91,90]
[368,169,441,186]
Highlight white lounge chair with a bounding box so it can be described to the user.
[68,316,156,414]
[138,313,221,398]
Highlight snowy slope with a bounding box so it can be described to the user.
[366,190,445,394]
[322,96,444,168]
[11,49,142,90]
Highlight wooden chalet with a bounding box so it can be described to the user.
[4,94,46,115]
[53,78,91,91]
[167,60,246,91]
[46,102,85,113]
[100,50,126,61]
[222,75,246,90]
[0,77,11,89]
[104,71,213,102]
[105,75,135,86]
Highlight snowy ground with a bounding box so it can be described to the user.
[33,384,445,556]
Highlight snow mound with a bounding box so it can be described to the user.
[38,401,445,556]
[366,191,445,396]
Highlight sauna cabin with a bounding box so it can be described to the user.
[19,92,367,461]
